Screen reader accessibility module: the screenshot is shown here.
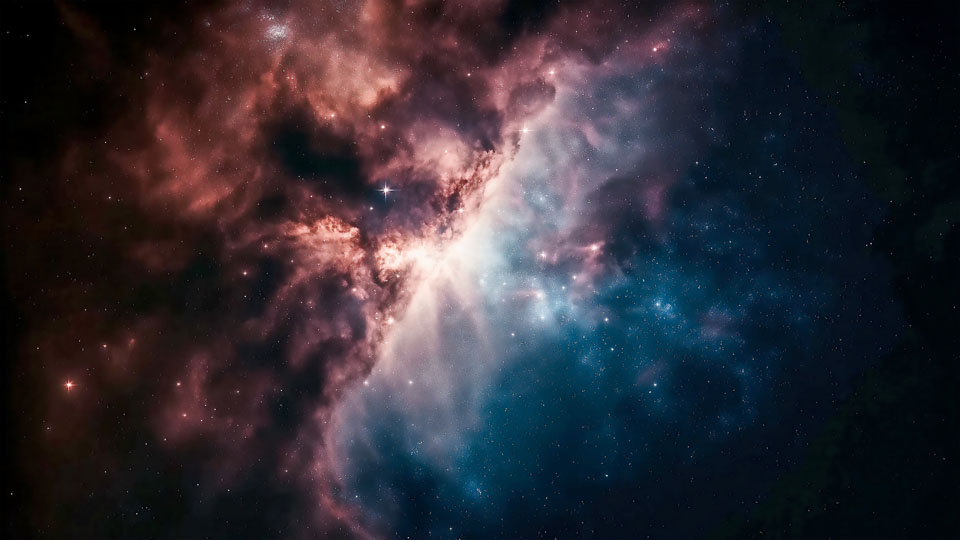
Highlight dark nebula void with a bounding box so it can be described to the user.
[3,1,959,539]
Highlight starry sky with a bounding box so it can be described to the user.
[2,1,958,539]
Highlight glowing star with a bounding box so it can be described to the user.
[64,381,75,391]
[379,185,393,199]
[520,126,530,134]
[266,24,288,40]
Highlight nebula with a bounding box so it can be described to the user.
[4,1,914,539]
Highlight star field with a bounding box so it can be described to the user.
[3,1,958,539]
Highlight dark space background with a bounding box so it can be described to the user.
[2,1,958,539]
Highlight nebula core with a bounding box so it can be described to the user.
[5,1,959,539]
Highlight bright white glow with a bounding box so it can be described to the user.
[266,24,288,40]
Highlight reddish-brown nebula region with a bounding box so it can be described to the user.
[4,1,697,537]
